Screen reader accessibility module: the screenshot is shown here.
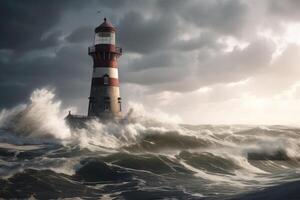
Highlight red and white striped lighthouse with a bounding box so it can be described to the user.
[87,18,122,118]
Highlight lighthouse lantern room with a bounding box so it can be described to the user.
[87,18,122,118]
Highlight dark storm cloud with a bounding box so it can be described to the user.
[181,0,249,35]
[269,0,300,21]
[125,39,274,93]
[66,26,94,43]
[0,0,84,52]
[120,51,193,88]
[0,45,91,108]
[173,31,222,52]
[1,0,300,110]
[117,11,179,54]
[122,64,190,86]
[126,51,186,72]
[0,0,89,107]
[191,39,275,88]
[95,0,131,9]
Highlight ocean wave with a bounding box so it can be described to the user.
[1,88,300,199]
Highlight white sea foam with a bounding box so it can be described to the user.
[0,88,71,141]
[0,88,181,149]
[1,87,300,183]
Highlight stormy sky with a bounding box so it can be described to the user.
[2,0,300,124]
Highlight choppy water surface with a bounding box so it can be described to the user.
[1,89,300,200]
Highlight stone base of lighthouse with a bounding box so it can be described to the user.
[65,112,123,130]
[88,85,122,118]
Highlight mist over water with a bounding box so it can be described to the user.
[1,88,300,199]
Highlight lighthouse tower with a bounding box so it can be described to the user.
[87,18,122,118]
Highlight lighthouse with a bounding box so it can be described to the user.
[87,18,122,118]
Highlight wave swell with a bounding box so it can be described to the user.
[1,88,300,199]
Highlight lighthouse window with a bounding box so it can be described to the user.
[105,52,109,60]
[103,75,109,85]
[104,103,109,111]
[104,97,110,111]
[118,97,122,111]
[99,32,111,37]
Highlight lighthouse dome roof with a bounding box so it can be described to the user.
[95,18,116,33]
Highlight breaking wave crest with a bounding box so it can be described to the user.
[0,88,71,141]
[1,88,300,199]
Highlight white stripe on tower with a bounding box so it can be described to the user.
[93,67,119,79]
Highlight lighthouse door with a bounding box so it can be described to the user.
[104,97,110,111]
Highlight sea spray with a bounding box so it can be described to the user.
[0,88,182,149]
[2,88,300,199]
[1,88,300,162]
[0,88,72,141]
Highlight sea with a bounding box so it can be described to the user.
[1,89,300,200]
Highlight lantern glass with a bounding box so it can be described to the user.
[95,32,115,45]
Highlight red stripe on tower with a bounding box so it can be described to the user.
[91,77,119,87]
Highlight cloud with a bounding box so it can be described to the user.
[181,0,249,36]
[0,0,85,52]
[196,39,274,85]
[172,31,222,52]
[119,38,274,94]
[117,11,179,53]
[0,44,91,108]
[66,26,94,43]
[269,0,300,21]
[1,0,300,124]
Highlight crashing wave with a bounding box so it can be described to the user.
[1,88,300,199]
